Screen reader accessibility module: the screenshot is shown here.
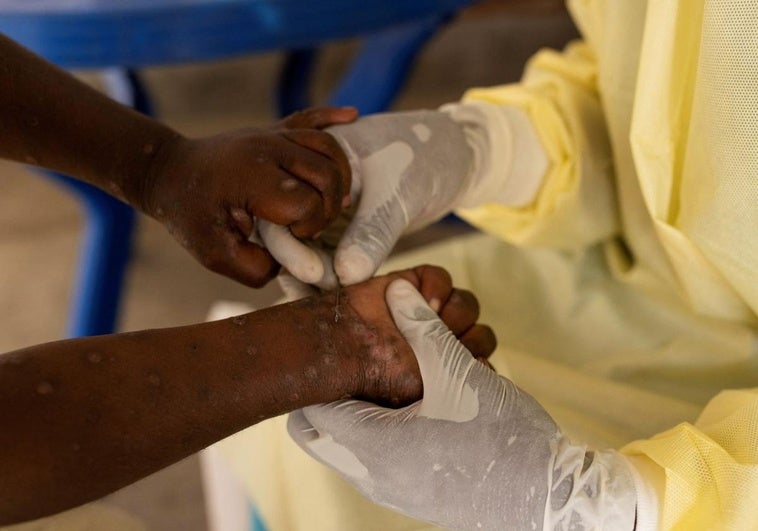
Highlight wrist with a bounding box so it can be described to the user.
[124,130,186,216]
[260,292,365,405]
[546,440,638,530]
[441,101,548,209]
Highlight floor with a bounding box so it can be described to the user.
[0,7,576,530]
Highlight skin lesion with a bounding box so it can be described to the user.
[313,265,495,407]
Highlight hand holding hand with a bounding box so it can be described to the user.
[259,110,476,288]
[289,280,638,530]
[260,104,548,289]
[289,265,496,407]
[141,107,357,287]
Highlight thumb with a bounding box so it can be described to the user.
[278,106,358,130]
[386,279,480,422]
[287,401,387,482]
[257,220,337,290]
[277,272,318,302]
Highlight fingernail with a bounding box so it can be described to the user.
[428,298,441,313]
[313,231,323,240]
[342,195,351,208]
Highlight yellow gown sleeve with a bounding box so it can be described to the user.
[456,41,619,252]
[623,388,758,530]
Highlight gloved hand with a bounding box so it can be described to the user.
[288,280,639,530]
[260,103,548,288]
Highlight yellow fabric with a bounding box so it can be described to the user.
[0,503,145,531]
[459,0,758,325]
[458,42,619,253]
[215,1,758,529]
[624,389,758,530]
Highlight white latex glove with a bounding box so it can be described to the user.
[260,103,548,288]
[288,279,639,530]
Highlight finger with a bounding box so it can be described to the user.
[253,169,326,235]
[277,272,319,301]
[287,401,382,482]
[259,220,338,289]
[334,195,405,286]
[477,357,495,370]
[380,265,453,311]
[459,325,497,361]
[283,130,352,206]
[287,409,318,444]
[333,138,417,285]
[204,238,280,288]
[385,279,480,422]
[277,141,344,228]
[438,289,480,337]
[279,107,358,130]
[413,265,453,313]
[229,207,255,238]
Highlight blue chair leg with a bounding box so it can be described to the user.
[277,48,318,117]
[276,14,449,116]
[45,68,151,338]
[50,174,135,337]
[250,503,267,531]
[327,14,448,113]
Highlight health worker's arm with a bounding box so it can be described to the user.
[0,265,495,526]
[290,279,758,530]
[289,280,642,530]
[0,34,356,287]
[257,42,617,287]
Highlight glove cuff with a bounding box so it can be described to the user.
[546,439,637,530]
[440,101,548,209]
[623,454,663,531]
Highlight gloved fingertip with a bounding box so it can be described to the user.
[385,278,420,301]
[260,221,327,285]
[277,273,318,301]
[287,257,325,285]
[286,409,314,439]
[335,246,376,285]
[386,279,438,326]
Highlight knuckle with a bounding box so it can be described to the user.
[298,191,322,217]
[451,289,480,316]
[421,263,453,285]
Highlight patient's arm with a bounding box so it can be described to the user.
[0,265,494,525]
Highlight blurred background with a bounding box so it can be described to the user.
[0,1,576,529]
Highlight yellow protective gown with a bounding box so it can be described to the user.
[215,0,758,529]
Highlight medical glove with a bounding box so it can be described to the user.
[260,103,548,287]
[288,279,639,530]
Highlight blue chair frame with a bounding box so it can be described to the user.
[1,1,471,338]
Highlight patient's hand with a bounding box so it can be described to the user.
[288,265,496,407]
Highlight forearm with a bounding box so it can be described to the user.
[0,34,180,209]
[0,296,353,525]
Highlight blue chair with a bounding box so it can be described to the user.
[0,0,474,338]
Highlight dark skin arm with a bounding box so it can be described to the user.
[0,265,496,525]
[0,33,357,287]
